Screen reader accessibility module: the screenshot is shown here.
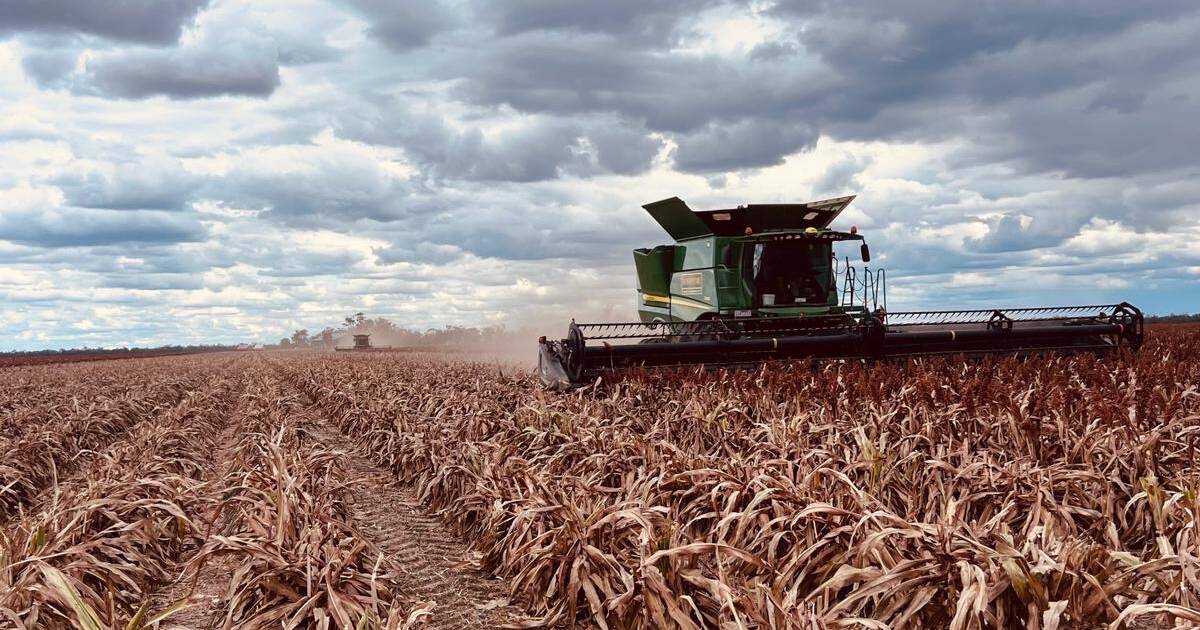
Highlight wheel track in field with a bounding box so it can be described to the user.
[292,389,529,630]
[146,366,250,630]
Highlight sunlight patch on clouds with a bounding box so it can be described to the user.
[949,272,996,287]
[292,229,386,254]
[674,3,785,56]
[1063,220,1171,260]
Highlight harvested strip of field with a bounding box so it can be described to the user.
[287,327,1200,628]
[295,394,527,630]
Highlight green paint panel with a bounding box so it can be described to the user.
[633,246,674,295]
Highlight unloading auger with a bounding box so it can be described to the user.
[538,196,1143,389]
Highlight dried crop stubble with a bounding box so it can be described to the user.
[0,369,240,628]
[0,356,222,444]
[287,326,1200,628]
[0,357,232,519]
[185,367,426,629]
[0,355,441,629]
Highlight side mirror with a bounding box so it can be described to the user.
[860,243,871,262]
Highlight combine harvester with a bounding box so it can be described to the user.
[335,333,390,352]
[538,195,1143,389]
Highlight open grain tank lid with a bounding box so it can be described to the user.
[642,195,855,240]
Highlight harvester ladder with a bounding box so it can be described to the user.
[840,257,886,312]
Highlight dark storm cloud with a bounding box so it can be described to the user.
[52,161,201,211]
[77,38,281,99]
[783,3,1200,177]
[772,1,1197,69]
[430,0,1200,178]
[437,33,826,171]
[0,208,207,247]
[584,125,664,175]
[482,0,719,40]
[673,120,816,172]
[0,0,210,45]
[953,86,1200,180]
[333,97,664,182]
[342,0,455,52]
[442,35,743,131]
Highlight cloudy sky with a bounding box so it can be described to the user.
[1,0,1198,349]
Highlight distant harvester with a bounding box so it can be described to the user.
[335,333,378,352]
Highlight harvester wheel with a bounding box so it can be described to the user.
[565,324,587,382]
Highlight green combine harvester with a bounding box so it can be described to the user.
[538,195,1143,389]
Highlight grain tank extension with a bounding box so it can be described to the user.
[538,195,1143,388]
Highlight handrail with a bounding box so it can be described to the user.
[840,258,884,311]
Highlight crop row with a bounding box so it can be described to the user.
[0,369,240,627]
[0,357,429,629]
[188,368,423,628]
[0,357,232,519]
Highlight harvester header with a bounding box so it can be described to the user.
[537,194,1143,389]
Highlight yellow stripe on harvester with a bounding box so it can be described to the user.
[670,295,713,310]
[641,293,712,310]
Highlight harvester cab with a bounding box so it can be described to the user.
[538,195,1143,389]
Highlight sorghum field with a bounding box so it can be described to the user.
[1,326,1198,629]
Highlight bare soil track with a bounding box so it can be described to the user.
[141,370,528,629]
[298,396,528,630]
[152,389,249,630]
